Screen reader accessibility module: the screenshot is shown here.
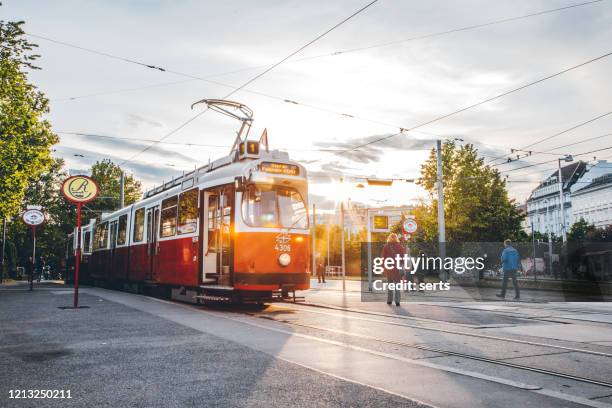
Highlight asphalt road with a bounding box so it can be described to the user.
[0,283,425,408]
[2,280,612,408]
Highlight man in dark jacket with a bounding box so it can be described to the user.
[497,239,521,300]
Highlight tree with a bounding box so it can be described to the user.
[567,218,597,241]
[417,141,524,242]
[89,159,142,213]
[5,158,78,271]
[0,13,58,219]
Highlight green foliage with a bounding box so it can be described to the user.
[568,219,612,242]
[4,158,144,273]
[0,15,58,219]
[4,158,77,271]
[568,218,597,241]
[89,159,142,213]
[416,141,525,242]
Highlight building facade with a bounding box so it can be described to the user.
[526,160,612,235]
[526,161,586,237]
[572,172,612,228]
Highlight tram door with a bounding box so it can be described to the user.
[201,188,232,286]
[108,220,118,279]
[145,206,160,282]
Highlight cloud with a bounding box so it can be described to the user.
[57,133,200,165]
[125,113,164,129]
[54,145,187,189]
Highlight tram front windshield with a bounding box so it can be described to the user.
[241,184,308,229]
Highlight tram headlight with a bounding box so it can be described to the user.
[278,253,291,267]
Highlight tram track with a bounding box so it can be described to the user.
[306,286,610,315]
[276,301,612,358]
[250,311,612,389]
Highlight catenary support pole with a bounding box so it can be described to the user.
[312,204,316,277]
[327,223,331,277]
[436,140,447,281]
[119,171,125,209]
[367,209,373,291]
[531,222,537,282]
[341,201,346,291]
[558,159,567,244]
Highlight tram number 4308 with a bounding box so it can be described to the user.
[275,233,291,252]
[275,244,291,252]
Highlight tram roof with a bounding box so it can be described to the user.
[97,149,307,223]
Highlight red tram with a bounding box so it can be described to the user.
[67,100,310,303]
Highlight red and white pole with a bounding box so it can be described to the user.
[73,202,82,308]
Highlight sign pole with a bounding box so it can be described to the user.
[22,207,45,290]
[61,175,98,309]
[74,203,82,308]
[30,225,36,291]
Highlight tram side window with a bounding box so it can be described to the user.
[160,196,178,238]
[133,208,145,242]
[93,222,109,250]
[207,194,218,252]
[117,214,128,245]
[83,230,92,253]
[178,188,198,235]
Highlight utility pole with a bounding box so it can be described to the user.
[531,221,537,282]
[312,204,316,278]
[367,210,373,291]
[557,161,566,244]
[557,155,573,244]
[119,170,125,209]
[436,140,447,281]
[543,199,553,276]
[340,201,346,291]
[327,223,331,274]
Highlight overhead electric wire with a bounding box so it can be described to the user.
[488,112,612,165]
[58,130,436,152]
[33,1,610,175]
[500,145,612,173]
[488,114,612,166]
[26,33,168,72]
[115,0,379,167]
[43,0,603,102]
[337,50,612,156]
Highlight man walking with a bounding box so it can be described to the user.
[497,239,520,300]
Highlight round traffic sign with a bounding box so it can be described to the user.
[23,209,45,226]
[403,219,418,234]
[61,176,99,203]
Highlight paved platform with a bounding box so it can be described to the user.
[2,281,612,408]
[0,283,425,408]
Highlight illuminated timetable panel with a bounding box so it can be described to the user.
[260,162,300,176]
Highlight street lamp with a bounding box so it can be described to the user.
[558,154,573,243]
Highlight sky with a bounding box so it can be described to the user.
[3,0,612,212]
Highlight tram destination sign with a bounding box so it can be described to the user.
[260,162,300,176]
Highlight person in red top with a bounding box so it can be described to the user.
[382,233,406,306]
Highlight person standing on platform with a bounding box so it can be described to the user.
[497,239,521,300]
[382,233,406,306]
